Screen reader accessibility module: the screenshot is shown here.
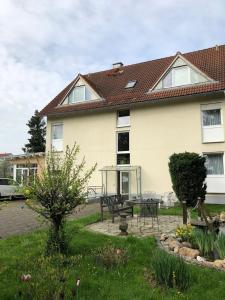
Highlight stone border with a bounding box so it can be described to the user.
[156,236,225,272]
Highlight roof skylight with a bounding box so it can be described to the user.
[125,80,137,89]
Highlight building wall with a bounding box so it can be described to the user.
[46,96,225,196]
[11,156,45,183]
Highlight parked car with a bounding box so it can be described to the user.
[0,178,24,200]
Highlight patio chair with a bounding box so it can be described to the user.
[100,195,134,223]
[137,199,159,230]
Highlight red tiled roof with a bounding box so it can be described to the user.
[40,45,225,116]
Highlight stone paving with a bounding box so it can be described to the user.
[0,200,99,239]
[87,215,183,237]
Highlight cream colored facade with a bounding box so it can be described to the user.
[46,95,225,201]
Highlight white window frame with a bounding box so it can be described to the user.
[171,66,191,87]
[116,131,130,166]
[204,152,225,178]
[51,123,63,152]
[117,110,130,128]
[201,103,224,143]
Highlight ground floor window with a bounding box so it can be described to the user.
[204,153,224,175]
[15,164,38,185]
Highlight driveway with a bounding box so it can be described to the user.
[0,200,99,239]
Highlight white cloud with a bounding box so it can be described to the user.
[0,0,224,153]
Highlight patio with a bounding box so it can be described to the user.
[87,214,182,238]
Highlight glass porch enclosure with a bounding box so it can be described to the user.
[100,166,142,200]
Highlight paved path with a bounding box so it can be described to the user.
[88,215,183,238]
[0,200,99,239]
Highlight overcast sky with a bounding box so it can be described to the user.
[0,0,224,154]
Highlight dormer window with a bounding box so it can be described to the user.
[65,85,92,104]
[61,76,100,105]
[154,57,210,90]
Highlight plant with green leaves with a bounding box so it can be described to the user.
[26,144,96,255]
[151,250,191,291]
[191,229,215,257]
[168,152,207,224]
[215,234,225,259]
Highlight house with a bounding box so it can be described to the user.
[0,153,12,177]
[41,45,225,203]
[10,153,45,185]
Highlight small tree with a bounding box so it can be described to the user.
[23,110,46,153]
[26,144,96,255]
[168,152,207,224]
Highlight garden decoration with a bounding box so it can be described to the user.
[119,213,128,235]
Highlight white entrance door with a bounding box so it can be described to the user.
[120,171,130,199]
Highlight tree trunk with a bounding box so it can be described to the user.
[182,201,187,225]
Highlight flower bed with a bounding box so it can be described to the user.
[159,216,225,271]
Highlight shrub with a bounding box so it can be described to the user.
[169,152,207,224]
[26,144,96,255]
[215,234,225,259]
[191,229,215,257]
[175,224,193,242]
[151,251,191,291]
[95,244,128,269]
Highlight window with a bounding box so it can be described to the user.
[205,153,224,175]
[15,164,38,185]
[64,85,92,104]
[154,57,209,90]
[52,124,63,151]
[117,132,130,165]
[203,109,221,126]
[117,110,130,127]
[125,80,137,89]
[201,103,224,143]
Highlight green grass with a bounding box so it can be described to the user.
[1,213,225,299]
[159,203,225,219]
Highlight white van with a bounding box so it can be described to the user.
[0,178,24,200]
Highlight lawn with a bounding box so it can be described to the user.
[1,209,225,299]
[159,203,225,218]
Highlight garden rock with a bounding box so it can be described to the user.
[174,246,179,254]
[167,239,182,251]
[196,256,206,262]
[160,233,168,241]
[178,247,199,258]
[213,259,225,269]
[220,212,225,222]
[182,241,192,248]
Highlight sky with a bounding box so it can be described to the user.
[0,0,224,154]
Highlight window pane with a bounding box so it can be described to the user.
[117,110,130,127]
[118,132,129,152]
[190,69,207,84]
[85,87,92,101]
[203,109,221,126]
[52,124,63,139]
[162,70,172,88]
[68,91,74,104]
[117,154,130,165]
[74,86,85,102]
[0,179,10,185]
[205,154,224,175]
[173,66,189,86]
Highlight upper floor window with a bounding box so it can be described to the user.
[65,85,92,104]
[117,110,130,127]
[154,57,209,90]
[52,124,63,151]
[201,103,224,143]
[203,109,221,126]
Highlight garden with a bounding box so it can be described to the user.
[1,147,225,299]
